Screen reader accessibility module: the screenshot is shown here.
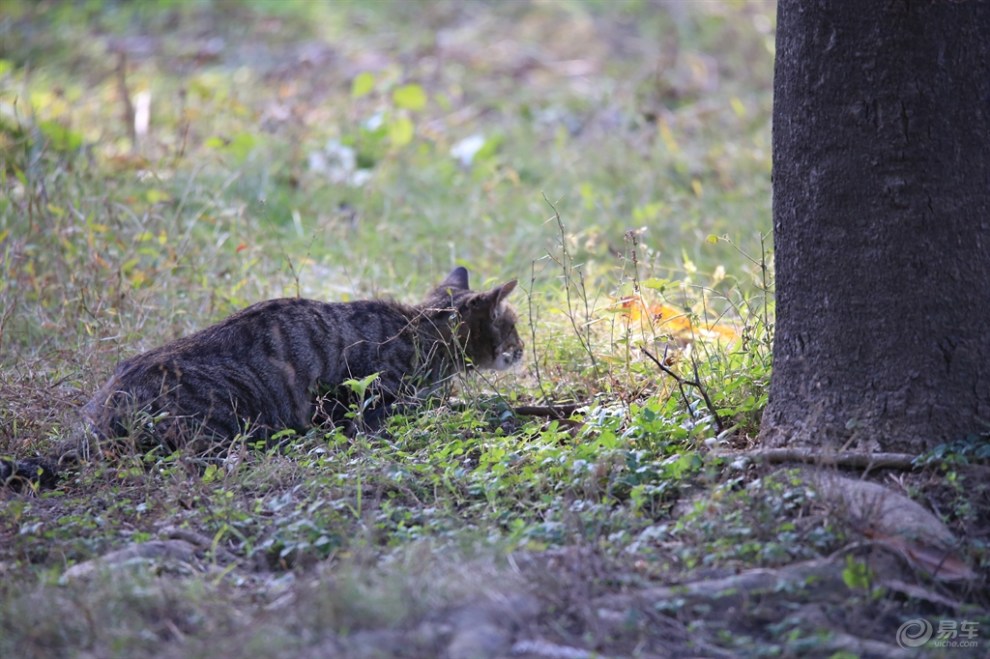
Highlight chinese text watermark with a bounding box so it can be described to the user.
[896,619,982,650]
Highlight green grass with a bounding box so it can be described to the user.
[7,2,979,657]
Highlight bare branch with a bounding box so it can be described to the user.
[641,346,726,433]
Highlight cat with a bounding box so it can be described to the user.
[1,267,523,489]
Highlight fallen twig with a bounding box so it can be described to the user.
[512,403,585,420]
[510,639,600,659]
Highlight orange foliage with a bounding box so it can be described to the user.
[609,295,739,343]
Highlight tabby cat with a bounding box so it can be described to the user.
[1,267,523,488]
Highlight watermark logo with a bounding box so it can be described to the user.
[896,618,982,650]
[896,619,933,648]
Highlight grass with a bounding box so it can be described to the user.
[2,2,986,657]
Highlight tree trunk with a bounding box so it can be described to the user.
[760,1,990,454]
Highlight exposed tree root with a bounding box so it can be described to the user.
[714,448,918,470]
[591,554,924,659]
[593,556,847,614]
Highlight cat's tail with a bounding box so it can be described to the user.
[0,455,63,490]
[1,432,86,491]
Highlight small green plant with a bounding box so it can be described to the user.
[840,555,873,591]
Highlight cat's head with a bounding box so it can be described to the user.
[427,267,524,371]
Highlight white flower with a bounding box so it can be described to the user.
[450,133,486,167]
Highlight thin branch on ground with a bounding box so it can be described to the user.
[527,260,550,404]
[641,346,725,433]
[513,403,585,420]
[545,195,599,377]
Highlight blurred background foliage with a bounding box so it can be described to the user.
[0,0,774,387]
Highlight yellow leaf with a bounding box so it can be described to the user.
[105,153,150,171]
[145,189,170,204]
[351,72,375,98]
[658,117,680,156]
[730,96,746,118]
[388,116,415,147]
[392,84,427,111]
[607,295,739,346]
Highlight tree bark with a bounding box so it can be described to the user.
[760,1,990,453]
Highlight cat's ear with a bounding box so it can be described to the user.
[471,279,517,318]
[439,266,470,292]
[494,279,517,306]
